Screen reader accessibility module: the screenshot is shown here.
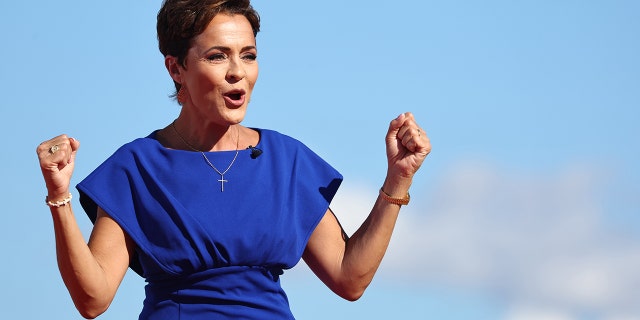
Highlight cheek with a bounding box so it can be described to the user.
[248,69,259,89]
[193,71,226,92]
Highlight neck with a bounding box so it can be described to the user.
[170,119,240,152]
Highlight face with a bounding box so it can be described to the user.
[167,13,259,126]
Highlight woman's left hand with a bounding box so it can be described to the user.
[385,112,431,182]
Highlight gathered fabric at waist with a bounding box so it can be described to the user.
[140,266,293,320]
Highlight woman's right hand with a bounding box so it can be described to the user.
[36,135,80,199]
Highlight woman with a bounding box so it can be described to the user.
[36,0,431,319]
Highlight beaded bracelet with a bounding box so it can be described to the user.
[45,193,73,207]
[379,188,410,206]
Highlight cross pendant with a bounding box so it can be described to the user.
[218,175,228,192]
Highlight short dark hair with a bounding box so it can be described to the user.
[157,0,261,94]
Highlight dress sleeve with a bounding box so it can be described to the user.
[76,141,185,278]
[268,132,343,262]
[76,144,148,276]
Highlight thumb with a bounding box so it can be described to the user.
[68,137,80,164]
[386,113,406,143]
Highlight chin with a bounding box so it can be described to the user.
[225,109,248,125]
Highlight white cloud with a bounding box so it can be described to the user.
[327,160,640,319]
[503,305,575,320]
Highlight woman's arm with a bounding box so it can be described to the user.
[52,206,134,318]
[38,136,134,319]
[303,112,430,301]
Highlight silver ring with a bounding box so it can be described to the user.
[49,145,60,154]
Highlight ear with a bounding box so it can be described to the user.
[165,55,183,84]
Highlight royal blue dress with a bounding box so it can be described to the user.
[76,128,342,319]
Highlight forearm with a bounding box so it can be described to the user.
[50,202,112,318]
[305,112,429,300]
[339,177,412,297]
[38,137,114,317]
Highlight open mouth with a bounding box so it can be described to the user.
[223,89,246,107]
[225,90,245,101]
[228,93,242,101]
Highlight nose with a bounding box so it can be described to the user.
[226,58,246,83]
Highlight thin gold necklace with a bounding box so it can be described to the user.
[171,121,240,192]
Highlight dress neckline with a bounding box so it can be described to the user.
[148,128,263,154]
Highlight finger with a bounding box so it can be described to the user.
[36,136,57,157]
[37,135,74,170]
[397,122,416,140]
[52,137,80,169]
[397,121,430,154]
[401,130,420,153]
[68,137,80,164]
[386,113,406,142]
[411,128,431,156]
[388,112,419,144]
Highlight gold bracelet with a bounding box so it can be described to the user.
[45,193,73,207]
[379,188,410,206]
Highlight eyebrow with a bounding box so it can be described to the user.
[203,45,257,54]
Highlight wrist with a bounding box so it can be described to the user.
[379,187,410,206]
[46,193,73,207]
[382,175,412,196]
[47,186,71,200]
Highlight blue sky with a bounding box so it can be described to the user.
[2,1,639,319]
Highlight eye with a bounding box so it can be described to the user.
[242,53,257,61]
[207,53,226,61]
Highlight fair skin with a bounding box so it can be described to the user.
[36,13,431,319]
[165,13,260,151]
